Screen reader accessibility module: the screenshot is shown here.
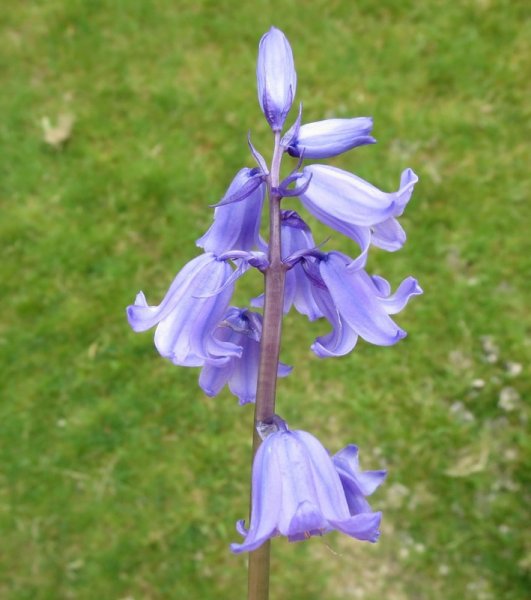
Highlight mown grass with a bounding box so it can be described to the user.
[1,1,529,598]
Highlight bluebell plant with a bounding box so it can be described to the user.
[127,26,421,600]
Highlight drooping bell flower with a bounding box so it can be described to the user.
[280,211,324,319]
[284,117,376,159]
[127,253,243,367]
[299,165,418,257]
[308,251,422,357]
[197,168,266,255]
[252,210,323,320]
[257,27,297,132]
[199,308,292,405]
[231,416,383,553]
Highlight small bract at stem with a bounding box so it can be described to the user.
[247,132,285,600]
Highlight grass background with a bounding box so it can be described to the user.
[1,0,529,598]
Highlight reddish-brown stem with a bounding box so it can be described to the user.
[247,132,285,600]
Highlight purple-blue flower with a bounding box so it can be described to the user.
[197,168,266,255]
[299,165,418,259]
[199,308,292,405]
[252,210,323,320]
[127,253,242,367]
[257,27,297,132]
[231,416,383,553]
[125,27,423,566]
[284,117,376,159]
[279,211,324,320]
[308,251,422,357]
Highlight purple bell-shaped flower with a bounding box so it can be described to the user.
[252,210,323,320]
[127,253,243,367]
[199,308,291,405]
[197,168,266,255]
[299,165,418,261]
[284,117,376,159]
[309,251,422,357]
[231,416,384,553]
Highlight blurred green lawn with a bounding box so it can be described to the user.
[1,1,529,598]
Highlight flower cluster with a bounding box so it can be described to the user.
[127,26,421,553]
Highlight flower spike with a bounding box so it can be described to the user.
[126,27,422,570]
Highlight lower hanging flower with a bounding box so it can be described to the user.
[231,416,385,553]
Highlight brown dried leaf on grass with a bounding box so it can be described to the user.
[445,435,490,477]
[41,113,74,148]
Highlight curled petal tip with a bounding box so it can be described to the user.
[236,519,248,537]
[278,172,312,198]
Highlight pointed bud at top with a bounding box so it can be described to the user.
[257,27,297,132]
